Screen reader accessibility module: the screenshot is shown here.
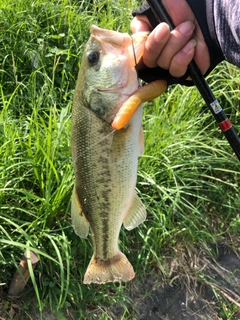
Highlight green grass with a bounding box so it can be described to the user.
[0,0,240,319]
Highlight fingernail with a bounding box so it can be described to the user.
[154,23,170,43]
[182,39,197,53]
[178,21,195,35]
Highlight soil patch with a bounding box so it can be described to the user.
[107,251,240,320]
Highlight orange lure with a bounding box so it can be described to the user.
[112,80,167,130]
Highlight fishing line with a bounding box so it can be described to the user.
[131,35,142,89]
[80,129,116,157]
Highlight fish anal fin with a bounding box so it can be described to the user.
[83,251,135,284]
[123,193,146,231]
[71,186,90,239]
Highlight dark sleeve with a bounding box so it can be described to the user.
[212,0,240,68]
[132,0,225,86]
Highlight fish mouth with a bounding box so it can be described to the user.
[90,25,149,68]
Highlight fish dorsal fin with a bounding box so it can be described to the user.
[71,186,90,238]
[123,192,146,230]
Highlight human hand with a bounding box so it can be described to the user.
[131,0,210,78]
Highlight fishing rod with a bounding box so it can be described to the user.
[146,0,240,161]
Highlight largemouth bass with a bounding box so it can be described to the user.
[71,25,166,284]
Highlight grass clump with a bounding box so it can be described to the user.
[0,0,240,319]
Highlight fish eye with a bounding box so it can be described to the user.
[87,51,100,65]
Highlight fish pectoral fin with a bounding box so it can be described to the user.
[71,186,90,239]
[123,192,146,230]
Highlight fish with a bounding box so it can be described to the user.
[71,25,166,284]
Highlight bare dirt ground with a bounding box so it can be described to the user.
[107,251,240,320]
[1,249,240,319]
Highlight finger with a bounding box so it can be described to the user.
[162,0,195,25]
[131,16,152,33]
[162,0,210,74]
[157,20,195,70]
[143,22,170,68]
[193,41,210,75]
[169,39,197,77]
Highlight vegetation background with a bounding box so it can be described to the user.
[0,0,239,319]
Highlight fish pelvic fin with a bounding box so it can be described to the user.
[123,192,146,231]
[83,251,135,284]
[71,186,90,238]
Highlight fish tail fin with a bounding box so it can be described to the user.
[83,251,135,284]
